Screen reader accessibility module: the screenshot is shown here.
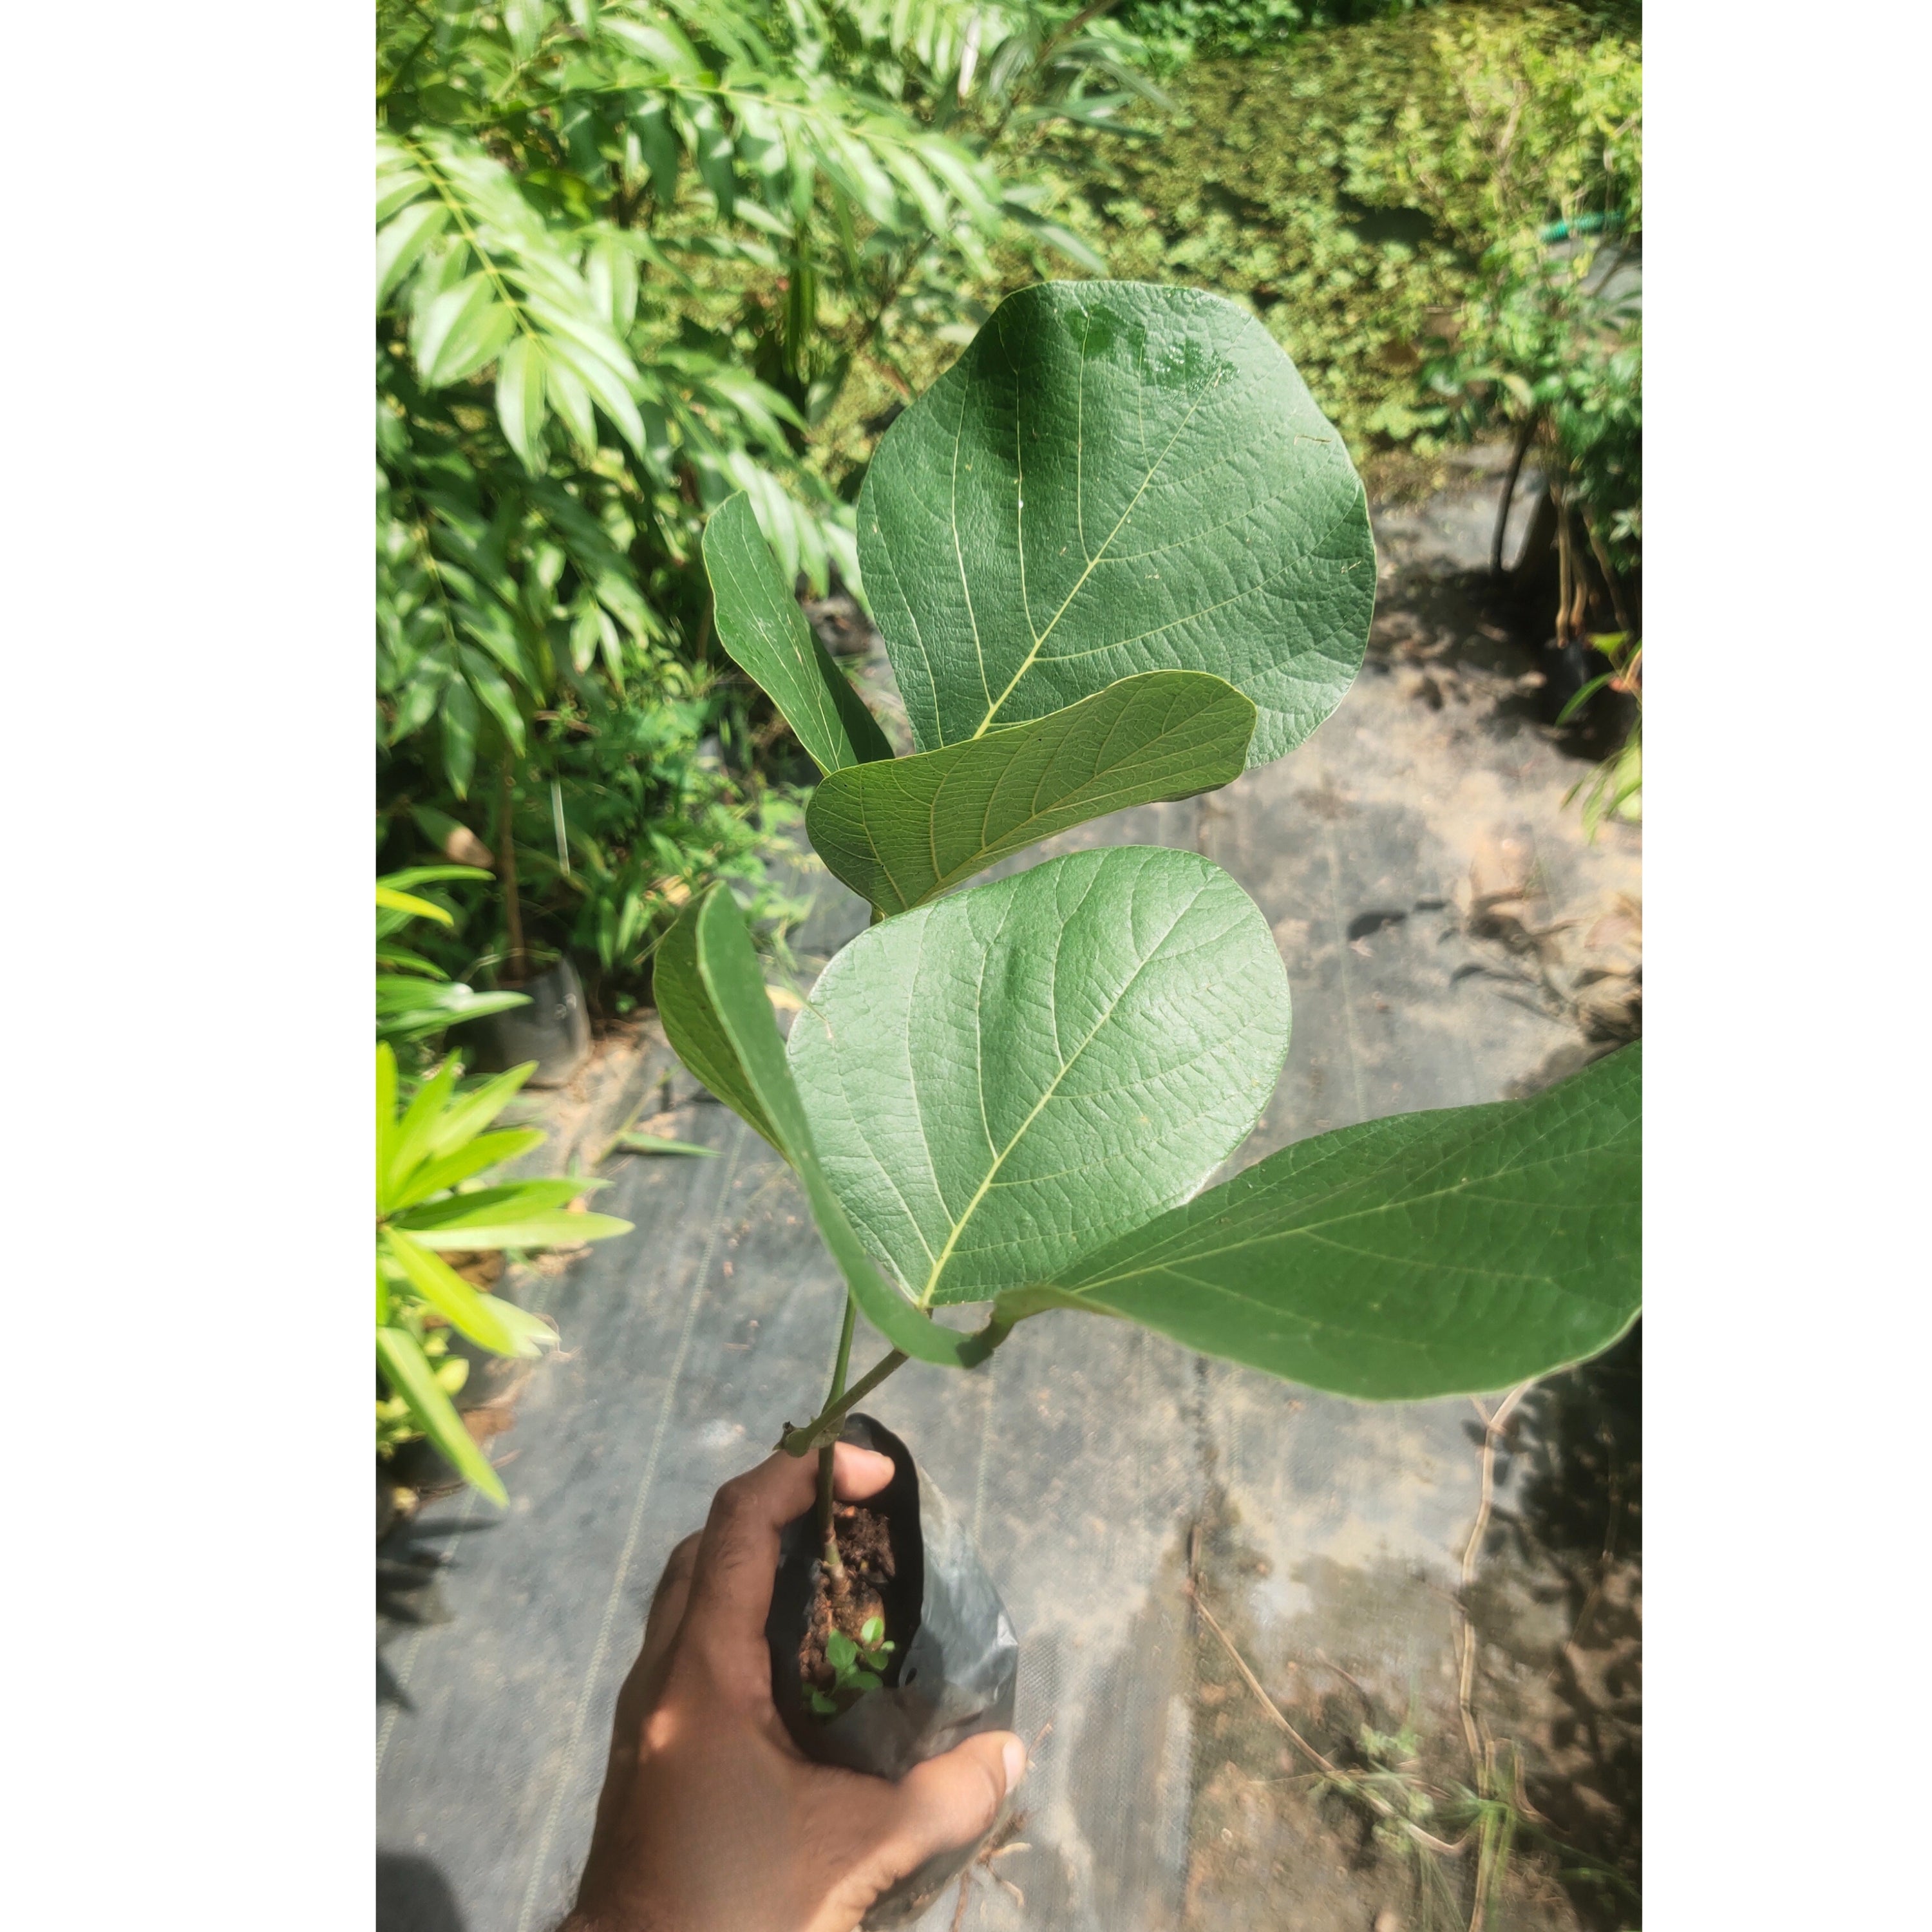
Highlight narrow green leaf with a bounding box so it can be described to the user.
[807,670,1256,914]
[375,1041,399,1183]
[377,199,453,308]
[375,884,455,925]
[376,985,529,1046]
[397,1179,597,1229]
[703,493,893,774]
[417,274,518,388]
[423,1063,537,1160]
[1018,1046,1643,1399]
[858,281,1374,766]
[789,847,1291,1307]
[495,334,548,471]
[383,1227,535,1356]
[382,1058,462,1211]
[377,1325,507,1505]
[671,886,990,1369]
[390,1128,548,1210]
[614,1133,720,1157]
[404,1209,633,1251]
[442,678,479,798]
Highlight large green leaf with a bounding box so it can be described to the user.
[806,670,1256,916]
[703,492,893,775]
[655,892,785,1155]
[857,281,1374,767]
[788,846,1291,1307]
[377,1325,507,1506]
[660,886,994,1369]
[1012,1046,1642,1400]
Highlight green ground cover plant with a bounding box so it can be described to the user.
[811,2,1640,500]
[659,281,1641,1594]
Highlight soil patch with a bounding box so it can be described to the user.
[799,1504,897,1697]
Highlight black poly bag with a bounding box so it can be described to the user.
[766,1414,1020,1926]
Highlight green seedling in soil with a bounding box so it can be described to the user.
[808,1616,895,1716]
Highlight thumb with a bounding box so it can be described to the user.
[875,1731,1024,1878]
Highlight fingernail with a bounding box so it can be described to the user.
[1001,1738,1026,1792]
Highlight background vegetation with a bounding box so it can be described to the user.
[375,0,1640,1034]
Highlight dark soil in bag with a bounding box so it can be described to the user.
[766,1414,1020,1927]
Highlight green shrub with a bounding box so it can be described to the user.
[377,0,1149,1009]
[811,3,1638,496]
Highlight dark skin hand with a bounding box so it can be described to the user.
[562,1443,1025,1932]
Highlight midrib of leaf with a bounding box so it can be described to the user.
[401,136,545,362]
[914,875,1204,1305]
[968,317,1226,741]
[1061,1108,1638,1295]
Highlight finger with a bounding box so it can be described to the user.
[637,1532,701,1687]
[592,1532,703,1839]
[679,1444,895,1681]
[870,1732,1023,1881]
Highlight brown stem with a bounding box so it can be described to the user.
[498,759,527,983]
[1492,412,1539,578]
[1454,1382,1535,1790]
[1554,488,1574,646]
[1581,509,1636,638]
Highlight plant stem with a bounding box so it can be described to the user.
[498,759,528,983]
[815,1293,859,1578]
[787,1345,908,1461]
[1492,411,1539,578]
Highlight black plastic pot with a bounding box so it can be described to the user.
[766,1414,1020,1927]
[460,955,590,1087]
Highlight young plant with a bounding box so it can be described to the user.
[808,1615,896,1717]
[658,281,1640,1611]
[376,1041,634,1502]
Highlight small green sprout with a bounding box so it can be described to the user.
[808,1615,895,1716]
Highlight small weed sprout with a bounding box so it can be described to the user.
[810,1615,895,1716]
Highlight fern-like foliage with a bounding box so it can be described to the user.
[376,0,1127,802]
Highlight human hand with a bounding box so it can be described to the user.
[562,1443,1025,1932]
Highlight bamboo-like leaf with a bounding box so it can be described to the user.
[1010,1046,1643,1399]
[614,1133,720,1157]
[377,1325,507,1505]
[703,492,893,774]
[423,1063,538,1160]
[383,1227,539,1357]
[390,1129,547,1210]
[382,1058,462,1210]
[858,282,1374,766]
[375,884,455,925]
[403,1208,634,1251]
[397,1179,600,1227]
[806,670,1255,914]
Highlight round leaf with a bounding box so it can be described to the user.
[857,281,1374,767]
[787,846,1291,1305]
